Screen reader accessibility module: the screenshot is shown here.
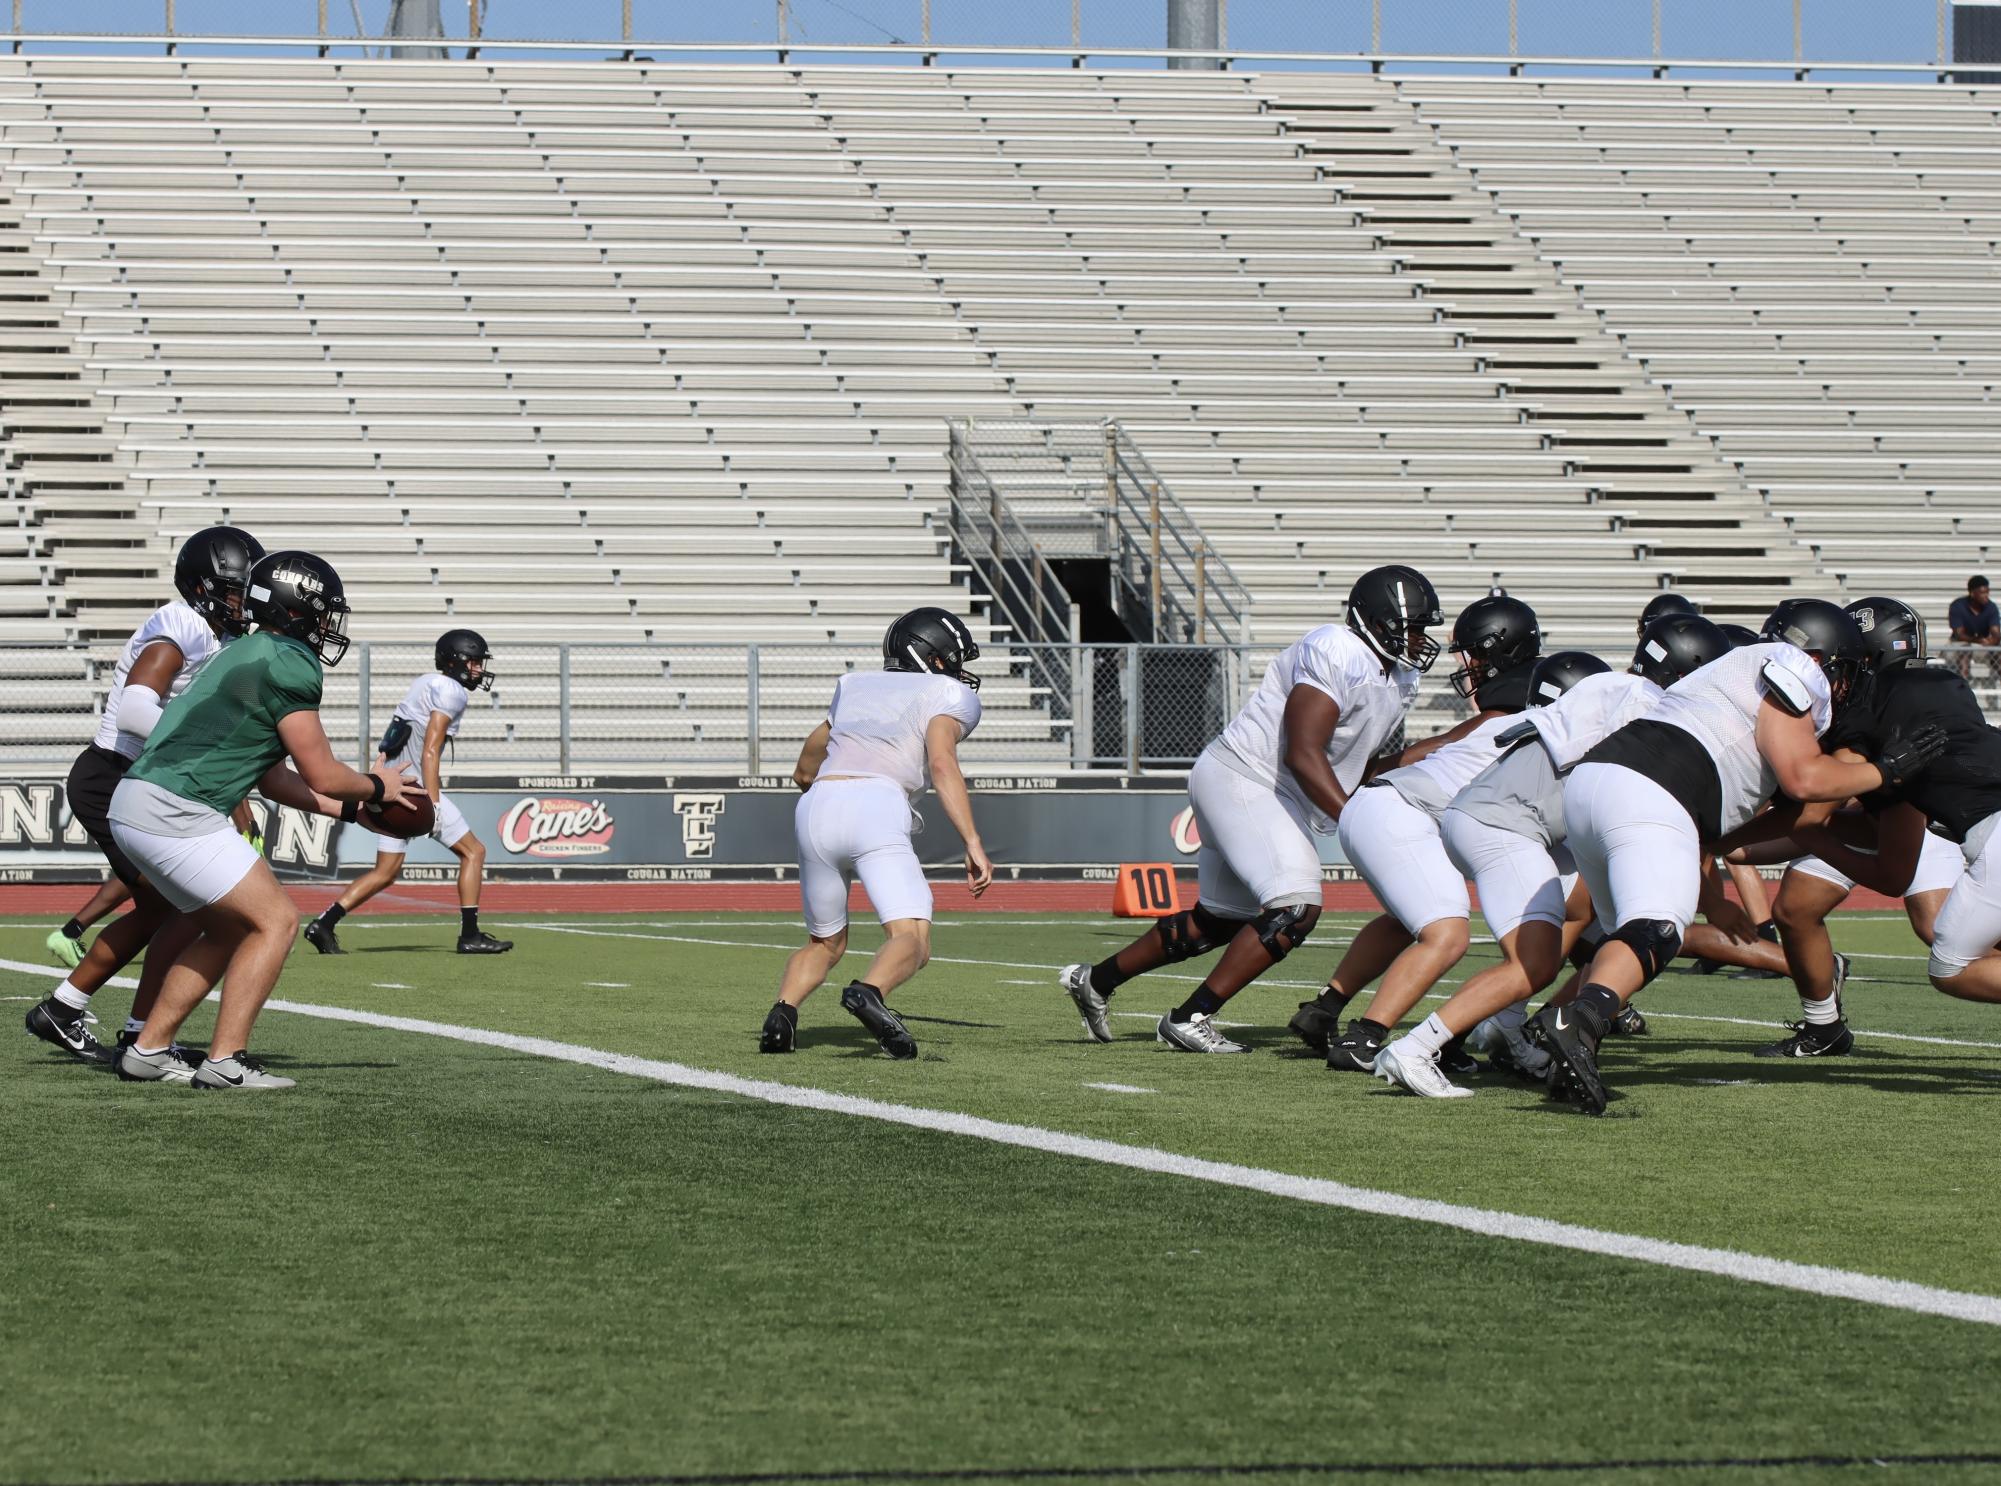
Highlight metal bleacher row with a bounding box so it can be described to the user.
[0,58,1988,766]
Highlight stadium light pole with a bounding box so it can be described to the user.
[1167,0,1221,68]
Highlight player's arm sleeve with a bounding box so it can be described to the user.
[1289,633,1357,709]
[270,649,325,721]
[119,684,166,740]
[941,683,982,741]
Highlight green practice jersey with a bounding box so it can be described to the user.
[126,630,324,814]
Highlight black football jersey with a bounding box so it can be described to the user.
[1845,665,2001,841]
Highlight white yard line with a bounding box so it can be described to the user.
[6,950,1997,1327]
[1083,1082,1158,1095]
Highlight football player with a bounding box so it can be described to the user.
[303,629,511,956]
[1756,596,1962,1056]
[1326,648,1613,1078]
[111,551,415,1091]
[762,608,991,1059]
[23,526,263,1067]
[1533,599,1943,1114]
[1372,616,1731,1097]
[1057,566,1442,1052]
[1295,594,1543,1065]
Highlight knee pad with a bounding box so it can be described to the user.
[1607,918,1683,983]
[1253,903,1320,962]
[1155,903,1239,963]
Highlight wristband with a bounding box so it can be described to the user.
[340,800,360,824]
[367,773,386,806]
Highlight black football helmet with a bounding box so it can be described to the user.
[1844,596,1926,673]
[1346,565,1444,674]
[884,607,980,691]
[1446,595,1542,700]
[1631,614,1731,688]
[435,628,494,691]
[173,525,265,637]
[1718,622,1762,648]
[1761,597,1866,701]
[1637,592,1700,637]
[1526,650,1611,706]
[247,550,350,667]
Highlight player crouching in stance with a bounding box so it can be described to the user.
[1534,599,1944,1115]
[109,553,416,1090]
[25,526,264,1066]
[1371,615,1730,1098]
[760,608,992,1059]
[1058,565,1442,1052]
[303,629,511,956]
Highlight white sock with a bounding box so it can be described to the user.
[124,1017,145,1036]
[52,981,90,1011]
[1801,994,1841,1026]
[1405,1012,1453,1058]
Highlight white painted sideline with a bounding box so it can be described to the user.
[243,1000,2001,1330]
[2,955,1994,1330]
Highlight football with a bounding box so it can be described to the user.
[364,792,435,841]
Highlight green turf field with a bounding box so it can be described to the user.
[5,908,2001,1486]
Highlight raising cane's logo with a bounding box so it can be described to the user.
[499,796,616,857]
[1170,806,1202,855]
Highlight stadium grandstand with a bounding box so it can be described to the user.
[0,11,1992,775]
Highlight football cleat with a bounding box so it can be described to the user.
[24,998,112,1065]
[1755,1019,1855,1059]
[759,1003,797,1055]
[1608,1003,1649,1038]
[1155,1011,1248,1054]
[45,927,85,970]
[192,1052,295,1092]
[1059,963,1112,1043]
[840,982,917,1060]
[1375,1040,1474,1099]
[1531,1002,1608,1116]
[1325,1023,1386,1073]
[1438,1035,1481,1079]
[116,1043,199,1084]
[456,931,514,955]
[1287,998,1341,1054]
[303,918,344,955]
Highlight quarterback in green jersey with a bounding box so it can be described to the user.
[108,551,416,1091]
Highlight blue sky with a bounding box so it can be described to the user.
[36,1,1960,68]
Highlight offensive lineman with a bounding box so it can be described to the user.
[1057,566,1442,1053]
[761,607,991,1060]
[303,629,512,956]
[23,526,264,1067]
[1534,600,1945,1114]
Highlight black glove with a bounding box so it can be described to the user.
[1873,724,1948,790]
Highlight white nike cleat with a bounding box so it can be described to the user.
[192,1052,295,1092]
[1155,1011,1249,1054]
[115,1044,198,1085]
[1059,963,1113,1043]
[1376,1040,1474,1099]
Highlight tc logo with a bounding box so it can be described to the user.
[674,793,726,859]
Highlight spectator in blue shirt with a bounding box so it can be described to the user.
[1950,575,2001,677]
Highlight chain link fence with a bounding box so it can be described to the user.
[21,1,1966,72]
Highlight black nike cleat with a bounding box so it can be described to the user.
[1287,999,1341,1053]
[1438,1036,1481,1080]
[1755,1020,1855,1059]
[1531,1002,1609,1116]
[303,918,344,955]
[1325,1022,1386,1073]
[24,998,112,1065]
[759,1003,797,1054]
[456,931,513,955]
[1608,1003,1649,1038]
[840,982,917,1060]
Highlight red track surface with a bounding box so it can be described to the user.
[0,878,1903,917]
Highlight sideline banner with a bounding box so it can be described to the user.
[0,771,1366,884]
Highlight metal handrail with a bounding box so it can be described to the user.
[0,33,1974,81]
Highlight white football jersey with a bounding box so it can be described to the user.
[1378,711,1520,818]
[1525,671,1665,771]
[93,600,228,760]
[381,672,471,774]
[1646,641,1832,834]
[1209,623,1417,830]
[819,669,982,798]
